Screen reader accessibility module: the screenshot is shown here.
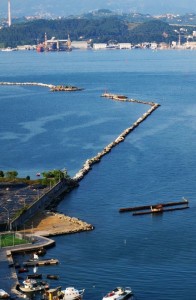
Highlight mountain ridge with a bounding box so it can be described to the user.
[0,0,195,18]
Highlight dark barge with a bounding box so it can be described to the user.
[119,198,189,216]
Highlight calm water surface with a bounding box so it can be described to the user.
[0,49,196,299]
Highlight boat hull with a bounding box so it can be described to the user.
[61,288,84,300]
[102,287,133,300]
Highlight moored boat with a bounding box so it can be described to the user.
[61,287,85,300]
[18,267,29,273]
[19,279,49,293]
[27,274,42,279]
[23,258,59,267]
[102,287,133,300]
[0,289,10,299]
[46,274,59,280]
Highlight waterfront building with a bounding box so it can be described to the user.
[93,43,107,50]
[118,43,132,49]
[192,31,196,37]
[150,42,158,49]
[71,41,89,50]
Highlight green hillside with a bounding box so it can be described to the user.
[0,18,180,47]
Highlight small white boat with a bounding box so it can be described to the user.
[19,279,49,293]
[61,287,85,300]
[0,289,10,299]
[102,287,133,300]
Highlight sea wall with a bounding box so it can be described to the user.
[11,179,70,229]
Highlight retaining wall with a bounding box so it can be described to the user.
[11,179,70,229]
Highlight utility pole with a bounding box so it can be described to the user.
[8,0,11,27]
[2,206,11,231]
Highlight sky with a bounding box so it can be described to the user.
[0,0,195,18]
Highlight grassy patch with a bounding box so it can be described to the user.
[0,233,28,247]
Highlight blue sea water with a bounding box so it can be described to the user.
[0,49,196,299]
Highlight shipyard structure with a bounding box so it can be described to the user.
[36,33,72,52]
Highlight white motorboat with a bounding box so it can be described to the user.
[0,289,10,299]
[102,287,133,300]
[61,287,85,300]
[19,279,49,293]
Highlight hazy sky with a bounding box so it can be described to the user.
[0,0,195,17]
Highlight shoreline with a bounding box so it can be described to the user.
[19,211,94,237]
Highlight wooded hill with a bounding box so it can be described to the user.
[0,17,188,48]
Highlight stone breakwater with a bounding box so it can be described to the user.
[73,99,160,181]
[0,81,55,89]
[0,82,83,91]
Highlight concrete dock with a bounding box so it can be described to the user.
[0,233,55,297]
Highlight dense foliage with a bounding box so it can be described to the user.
[0,17,181,47]
[42,169,70,185]
[128,20,178,43]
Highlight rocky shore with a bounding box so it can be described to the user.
[20,211,94,237]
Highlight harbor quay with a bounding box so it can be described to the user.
[0,232,56,299]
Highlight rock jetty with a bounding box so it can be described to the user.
[50,85,83,92]
[0,81,83,92]
[0,81,54,88]
[73,97,160,181]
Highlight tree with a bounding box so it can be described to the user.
[5,170,18,179]
[0,170,4,177]
[42,169,70,185]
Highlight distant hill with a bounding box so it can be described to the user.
[0,0,195,18]
[0,17,194,48]
[128,20,177,43]
[80,10,196,26]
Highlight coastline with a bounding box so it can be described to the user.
[19,211,94,237]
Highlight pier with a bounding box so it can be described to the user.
[119,198,189,216]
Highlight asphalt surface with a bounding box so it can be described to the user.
[0,183,49,228]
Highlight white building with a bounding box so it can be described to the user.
[118,43,132,49]
[185,41,196,49]
[150,42,158,50]
[93,43,107,50]
[71,41,89,49]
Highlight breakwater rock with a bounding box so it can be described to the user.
[0,81,55,88]
[73,99,160,181]
[0,81,83,92]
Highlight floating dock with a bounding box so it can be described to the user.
[23,258,59,267]
[119,199,189,216]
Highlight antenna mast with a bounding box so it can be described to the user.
[8,0,11,27]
